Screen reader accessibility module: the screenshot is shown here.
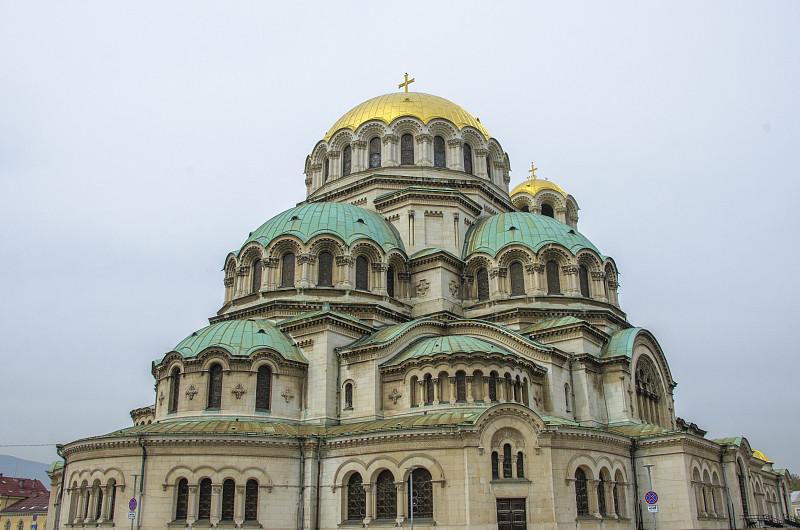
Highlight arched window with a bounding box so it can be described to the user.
[738,462,749,517]
[342,145,352,176]
[244,479,258,521]
[256,365,271,411]
[520,205,529,212]
[565,383,571,412]
[614,470,625,517]
[369,137,381,168]
[541,203,554,218]
[502,444,513,478]
[94,486,103,521]
[409,376,418,406]
[281,253,295,288]
[486,155,492,180]
[375,470,396,519]
[344,382,353,409]
[197,478,212,520]
[546,261,561,294]
[509,262,525,296]
[221,479,235,521]
[317,251,333,287]
[516,452,524,478]
[169,367,181,414]
[575,468,589,516]
[433,136,446,167]
[635,356,663,426]
[174,478,189,521]
[598,474,607,515]
[424,374,434,404]
[489,372,498,401]
[408,468,433,519]
[207,364,223,409]
[463,143,473,174]
[491,452,499,479]
[455,371,466,401]
[323,157,329,181]
[346,473,366,521]
[355,256,369,291]
[386,265,395,298]
[251,259,262,293]
[401,134,414,165]
[107,479,116,521]
[579,265,590,298]
[477,268,489,301]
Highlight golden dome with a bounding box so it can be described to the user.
[324,92,490,142]
[753,449,773,464]
[510,178,568,198]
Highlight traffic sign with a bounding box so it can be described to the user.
[645,491,658,504]
[32,515,37,522]
[129,499,137,511]
[648,505,659,513]
[128,512,136,520]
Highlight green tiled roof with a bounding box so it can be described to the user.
[605,422,669,437]
[712,436,743,446]
[521,316,587,334]
[239,202,404,255]
[383,335,517,367]
[165,319,306,363]
[409,247,464,262]
[600,327,642,359]
[463,212,604,259]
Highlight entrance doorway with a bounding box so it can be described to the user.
[496,498,527,530]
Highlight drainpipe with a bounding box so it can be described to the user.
[314,437,323,530]
[630,439,642,530]
[297,438,305,530]
[568,358,577,421]
[719,446,735,530]
[137,438,147,530]
[54,445,67,530]
[335,350,342,425]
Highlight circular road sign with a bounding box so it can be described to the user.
[645,491,658,504]
[129,498,137,511]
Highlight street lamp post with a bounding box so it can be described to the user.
[406,466,419,530]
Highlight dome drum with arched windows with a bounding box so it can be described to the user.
[50,87,793,530]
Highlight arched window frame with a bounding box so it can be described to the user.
[221,479,235,521]
[476,267,489,301]
[344,382,353,410]
[491,451,499,479]
[545,260,561,294]
[455,371,466,401]
[409,376,418,407]
[317,251,334,287]
[375,470,396,520]
[206,363,223,410]
[281,252,296,288]
[244,479,258,521]
[197,478,212,520]
[516,452,524,478]
[541,203,555,218]
[433,136,446,168]
[369,137,381,168]
[575,468,590,516]
[342,145,352,176]
[174,478,189,521]
[502,444,513,479]
[463,143,473,175]
[355,255,369,291]
[509,261,525,296]
[400,134,414,165]
[251,259,262,294]
[168,367,181,414]
[386,265,395,298]
[578,264,590,298]
[424,374,434,405]
[255,365,272,412]
[346,473,366,521]
[408,467,433,519]
[107,479,116,521]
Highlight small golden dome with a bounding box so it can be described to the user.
[324,92,490,142]
[752,449,773,464]
[510,178,568,198]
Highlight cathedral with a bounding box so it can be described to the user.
[45,85,794,529]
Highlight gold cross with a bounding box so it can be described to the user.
[528,163,538,180]
[398,73,415,92]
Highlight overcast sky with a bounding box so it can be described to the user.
[2,2,799,475]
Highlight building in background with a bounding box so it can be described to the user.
[45,87,794,529]
[0,475,48,530]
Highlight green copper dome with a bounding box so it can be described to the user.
[239,202,404,255]
[169,319,306,363]
[383,335,516,367]
[463,212,603,258]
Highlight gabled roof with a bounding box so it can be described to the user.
[382,335,517,367]
[521,316,587,334]
[712,436,743,446]
[409,247,464,263]
[0,476,48,499]
[280,309,373,330]
[1,494,49,514]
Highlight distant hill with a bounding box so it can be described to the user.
[0,455,51,488]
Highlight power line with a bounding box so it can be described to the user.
[0,444,58,448]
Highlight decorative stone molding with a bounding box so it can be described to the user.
[336,255,354,266]
[475,148,488,157]
[397,272,411,281]
[327,150,341,159]
[265,258,280,268]
[297,253,316,265]
[231,383,247,399]
[415,133,432,144]
[158,391,165,406]
[185,385,198,400]
[236,266,249,276]
[416,279,430,296]
[449,280,460,297]
[424,210,443,217]
[223,277,234,287]
[591,271,606,280]
[371,263,387,272]
[447,139,463,148]
[281,387,295,403]
[382,134,398,145]
[388,388,402,404]
[352,140,367,149]
[562,265,579,275]
[296,339,314,348]
[489,267,507,278]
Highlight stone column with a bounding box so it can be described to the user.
[372,262,387,295]
[466,376,474,403]
[416,134,432,166]
[395,481,407,523]
[382,134,398,166]
[449,377,456,405]
[235,265,249,298]
[234,484,245,525]
[297,253,315,289]
[592,271,607,302]
[474,148,489,179]
[336,255,354,290]
[264,258,279,291]
[562,265,580,297]
[327,150,341,180]
[351,140,367,173]
[432,378,440,405]
[483,376,491,404]
[187,485,198,525]
[527,264,545,296]
[490,267,507,299]
[589,480,602,518]
[607,279,619,306]
[210,484,222,525]
[447,139,463,171]
[397,272,411,300]
[417,379,425,407]
[363,483,374,523]
[98,486,109,523]
[556,207,567,224]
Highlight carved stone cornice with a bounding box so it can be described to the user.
[336,255,354,266]
[236,266,249,276]
[352,140,367,149]
[382,134,398,145]
[415,133,432,144]
[327,151,340,159]
[371,263,387,272]
[447,139,463,148]
[265,258,280,268]
[223,277,234,287]
[474,148,488,157]
[297,253,316,265]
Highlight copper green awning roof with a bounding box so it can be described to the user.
[164,319,306,363]
[383,335,517,367]
[239,202,404,255]
[599,327,642,359]
[521,316,587,334]
[463,212,604,259]
[712,436,743,446]
[605,422,669,437]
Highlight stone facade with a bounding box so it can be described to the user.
[46,91,793,529]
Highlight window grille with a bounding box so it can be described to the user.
[221,479,235,521]
[346,474,366,521]
[738,463,749,517]
[401,134,414,165]
[107,481,116,521]
[456,371,466,401]
[598,475,607,515]
[516,452,524,478]
[546,261,561,294]
[433,136,446,167]
[251,259,262,293]
[486,155,492,180]
[369,137,381,168]
[94,488,103,521]
[386,265,395,297]
[491,452,499,479]
[197,478,212,520]
[613,482,620,517]
[344,383,353,409]
[281,253,295,288]
[579,265,590,297]
[510,262,525,296]
[463,143,473,174]
[410,376,417,405]
[489,374,497,401]
[502,444,513,478]
[175,479,188,520]
[408,468,433,518]
[575,468,589,516]
[169,368,180,414]
[317,252,333,287]
[477,268,489,301]
[323,158,329,181]
[342,145,352,176]
[207,364,223,409]
[256,365,271,411]
[244,480,258,521]
[355,256,369,291]
[375,470,396,519]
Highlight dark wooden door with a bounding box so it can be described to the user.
[497,498,527,530]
